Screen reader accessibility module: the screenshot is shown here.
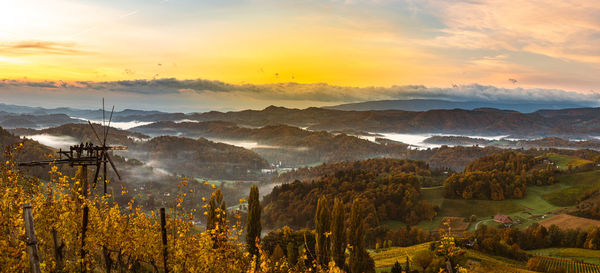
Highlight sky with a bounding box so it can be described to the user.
[0,0,599,111]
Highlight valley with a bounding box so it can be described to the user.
[4,103,600,273]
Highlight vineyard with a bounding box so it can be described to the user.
[371,242,429,269]
[528,256,600,273]
[0,144,343,273]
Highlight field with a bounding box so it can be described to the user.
[542,171,600,207]
[415,185,562,231]
[464,250,536,273]
[527,248,600,265]
[528,255,600,273]
[438,217,470,234]
[371,243,430,272]
[539,214,600,230]
[545,153,594,170]
[407,170,600,232]
[371,243,536,273]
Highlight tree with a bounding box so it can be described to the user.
[206,188,227,231]
[584,227,600,250]
[287,242,298,266]
[272,244,285,261]
[412,249,433,271]
[314,195,331,266]
[245,185,261,258]
[391,261,402,273]
[547,224,562,247]
[206,188,227,248]
[330,197,345,268]
[348,199,375,273]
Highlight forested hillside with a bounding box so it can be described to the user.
[444,151,558,200]
[130,136,269,179]
[272,158,433,184]
[262,158,438,229]
[133,122,408,166]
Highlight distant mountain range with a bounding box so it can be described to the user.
[0,103,169,121]
[6,102,600,139]
[323,99,588,113]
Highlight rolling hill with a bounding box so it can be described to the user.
[324,99,586,113]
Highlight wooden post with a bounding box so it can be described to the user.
[23,203,41,273]
[79,165,89,273]
[52,228,64,270]
[81,205,89,273]
[446,260,454,273]
[160,208,168,273]
[103,246,112,273]
[103,153,107,196]
[82,165,88,198]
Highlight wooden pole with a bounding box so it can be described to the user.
[102,155,112,273]
[81,205,89,273]
[160,208,168,273]
[81,165,89,273]
[52,228,64,270]
[23,203,41,273]
[81,165,88,198]
[103,154,107,195]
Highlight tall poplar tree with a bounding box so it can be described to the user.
[245,185,262,258]
[330,197,346,268]
[348,199,375,273]
[314,195,331,266]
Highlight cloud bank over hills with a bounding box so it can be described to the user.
[0,78,598,112]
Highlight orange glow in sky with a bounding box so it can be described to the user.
[0,0,599,92]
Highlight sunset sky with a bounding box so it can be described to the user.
[0,0,599,111]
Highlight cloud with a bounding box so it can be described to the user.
[0,41,85,55]
[419,0,600,65]
[1,78,598,107]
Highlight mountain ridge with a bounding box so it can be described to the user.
[323,99,589,112]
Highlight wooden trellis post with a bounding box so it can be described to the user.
[81,204,89,273]
[23,203,41,273]
[160,208,169,273]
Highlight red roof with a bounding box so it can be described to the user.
[494,214,513,224]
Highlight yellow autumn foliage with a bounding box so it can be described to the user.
[0,144,342,273]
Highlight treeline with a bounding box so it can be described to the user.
[260,197,376,273]
[272,158,432,184]
[444,151,557,200]
[466,223,600,261]
[406,145,505,171]
[263,159,438,230]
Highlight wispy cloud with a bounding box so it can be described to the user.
[418,0,600,65]
[0,41,85,55]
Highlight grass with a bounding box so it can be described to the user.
[546,153,593,170]
[371,243,536,273]
[542,171,600,207]
[371,243,430,270]
[415,179,571,232]
[439,199,524,218]
[381,220,409,230]
[463,250,535,273]
[389,168,600,233]
[526,248,600,265]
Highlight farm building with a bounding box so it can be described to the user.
[493,214,514,226]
